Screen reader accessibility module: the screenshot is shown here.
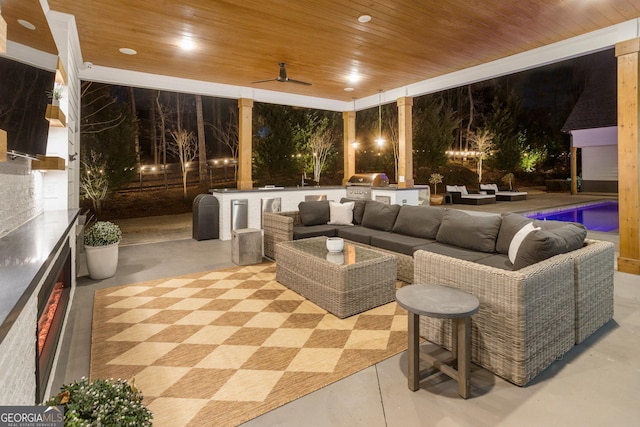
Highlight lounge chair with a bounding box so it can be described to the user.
[480,184,528,201]
[445,185,496,205]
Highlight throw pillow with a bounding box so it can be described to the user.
[508,222,540,263]
[392,205,443,239]
[298,200,330,226]
[328,201,354,225]
[457,185,469,195]
[361,201,401,231]
[496,213,533,254]
[435,209,502,253]
[512,223,587,270]
[340,198,366,224]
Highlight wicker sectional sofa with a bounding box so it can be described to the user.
[263,199,615,386]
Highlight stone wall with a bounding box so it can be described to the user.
[0,159,44,238]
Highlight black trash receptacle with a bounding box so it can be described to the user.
[192,194,219,240]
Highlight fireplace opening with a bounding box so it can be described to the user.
[36,240,71,403]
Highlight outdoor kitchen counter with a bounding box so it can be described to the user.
[0,209,79,345]
[210,186,429,241]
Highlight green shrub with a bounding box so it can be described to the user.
[84,221,122,246]
[45,377,152,426]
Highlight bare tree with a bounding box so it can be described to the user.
[195,95,207,184]
[468,128,495,183]
[167,129,198,199]
[308,118,338,184]
[81,82,126,135]
[155,92,169,189]
[210,107,239,180]
[79,151,109,214]
[129,86,140,165]
[383,110,399,182]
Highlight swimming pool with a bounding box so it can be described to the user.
[524,200,619,232]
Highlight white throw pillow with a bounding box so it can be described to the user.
[490,183,500,193]
[328,201,354,225]
[445,185,458,193]
[508,222,541,264]
[457,185,469,195]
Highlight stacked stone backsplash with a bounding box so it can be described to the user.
[0,159,44,239]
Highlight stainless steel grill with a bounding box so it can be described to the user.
[345,173,389,200]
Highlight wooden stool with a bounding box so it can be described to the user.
[395,284,479,399]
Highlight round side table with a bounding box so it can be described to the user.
[395,284,480,399]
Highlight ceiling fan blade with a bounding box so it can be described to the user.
[252,78,278,84]
[286,78,312,86]
[252,62,312,86]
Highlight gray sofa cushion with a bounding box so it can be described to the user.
[436,209,502,253]
[337,226,388,245]
[513,223,587,270]
[298,200,330,226]
[293,224,341,240]
[370,233,435,256]
[496,213,533,254]
[340,198,367,225]
[414,242,494,262]
[392,205,443,239]
[361,201,401,231]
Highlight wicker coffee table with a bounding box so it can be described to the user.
[275,237,397,318]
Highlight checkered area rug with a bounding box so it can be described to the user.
[91,262,408,427]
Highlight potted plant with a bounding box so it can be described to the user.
[84,221,122,280]
[47,84,64,106]
[45,377,153,426]
[429,173,444,205]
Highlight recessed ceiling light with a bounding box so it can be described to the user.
[344,87,354,92]
[358,15,372,23]
[119,48,137,55]
[17,19,36,30]
[179,37,195,51]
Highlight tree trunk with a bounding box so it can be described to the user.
[195,95,207,185]
[129,86,140,166]
[466,84,474,151]
[151,91,158,164]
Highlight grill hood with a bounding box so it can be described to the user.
[346,173,389,187]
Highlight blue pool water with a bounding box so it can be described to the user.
[525,201,619,232]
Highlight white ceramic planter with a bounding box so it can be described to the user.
[326,237,344,253]
[85,241,120,280]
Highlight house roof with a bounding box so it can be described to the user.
[561,51,618,132]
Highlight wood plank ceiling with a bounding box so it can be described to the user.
[4,1,640,101]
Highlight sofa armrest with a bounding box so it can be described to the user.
[263,211,299,259]
[414,249,575,386]
[571,239,615,343]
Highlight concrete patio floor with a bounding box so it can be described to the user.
[53,190,638,426]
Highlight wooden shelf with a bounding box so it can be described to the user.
[0,15,6,54]
[45,104,66,127]
[32,155,65,171]
[0,129,7,162]
[55,59,67,85]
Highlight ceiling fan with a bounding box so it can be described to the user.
[252,62,312,86]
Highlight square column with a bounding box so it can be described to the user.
[237,98,254,190]
[397,97,414,188]
[342,111,356,185]
[616,39,640,275]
